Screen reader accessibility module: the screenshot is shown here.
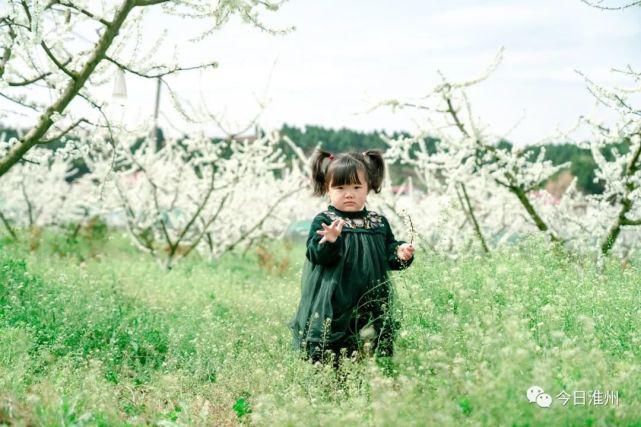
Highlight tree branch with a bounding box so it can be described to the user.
[0,91,45,112]
[20,1,33,25]
[49,0,112,26]
[7,71,53,86]
[114,180,157,256]
[621,217,641,226]
[0,19,17,79]
[439,85,562,242]
[172,165,218,250]
[20,179,35,227]
[40,41,76,79]
[179,191,233,261]
[39,118,91,144]
[223,187,302,253]
[104,56,217,79]
[135,0,172,5]
[456,182,490,253]
[0,0,137,179]
[601,134,641,254]
[0,211,18,240]
[579,0,641,10]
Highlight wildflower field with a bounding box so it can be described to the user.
[1,232,641,426]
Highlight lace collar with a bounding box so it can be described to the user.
[325,205,384,230]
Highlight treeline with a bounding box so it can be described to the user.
[278,124,630,194]
[1,124,628,194]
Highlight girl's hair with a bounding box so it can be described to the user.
[310,149,385,196]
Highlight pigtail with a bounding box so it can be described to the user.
[310,149,333,196]
[362,150,385,193]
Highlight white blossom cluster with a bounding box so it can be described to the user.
[69,128,306,268]
[377,57,641,258]
[0,142,105,229]
[0,0,289,179]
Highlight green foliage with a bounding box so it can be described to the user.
[523,141,630,194]
[233,394,252,418]
[0,256,170,380]
[48,217,110,260]
[1,233,641,424]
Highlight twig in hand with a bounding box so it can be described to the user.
[400,209,416,246]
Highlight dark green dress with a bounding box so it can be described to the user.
[289,204,414,362]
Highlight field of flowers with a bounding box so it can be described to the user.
[1,231,640,426]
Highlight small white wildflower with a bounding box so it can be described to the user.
[359,325,376,341]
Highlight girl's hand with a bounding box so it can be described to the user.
[317,219,345,244]
[397,243,415,261]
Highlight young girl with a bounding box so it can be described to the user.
[289,149,415,368]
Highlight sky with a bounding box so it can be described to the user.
[160,0,640,145]
[5,0,641,146]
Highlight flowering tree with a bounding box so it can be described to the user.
[570,73,641,256]
[375,41,641,259]
[573,0,641,256]
[70,127,305,269]
[0,121,311,268]
[0,0,289,178]
[0,134,108,246]
[378,50,569,254]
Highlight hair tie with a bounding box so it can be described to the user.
[328,154,334,160]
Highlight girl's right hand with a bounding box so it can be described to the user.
[317,219,345,244]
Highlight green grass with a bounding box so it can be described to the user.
[1,231,641,425]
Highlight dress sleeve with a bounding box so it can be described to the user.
[305,214,344,267]
[382,215,414,271]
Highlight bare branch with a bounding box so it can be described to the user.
[223,187,303,253]
[579,0,641,10]
[444,95,471,138]
[40,41,76,79]
[75,92,119,193]
[104,55,217,79]
[179,190,233,261]
[172,167,218,248]
[7,71,53,86]
[622,217,641,226]
[20,1,33,25]
[611,64,640,79]
[48,0,112,26]
[0,91,45,112]
[576,69,641,115]
[432,47,504,93]
[6,53,72,86]
[114,181,157,256]
[456,182,490,253]
[39,118,91,144]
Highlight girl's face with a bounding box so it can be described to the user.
[328,169,369,211]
